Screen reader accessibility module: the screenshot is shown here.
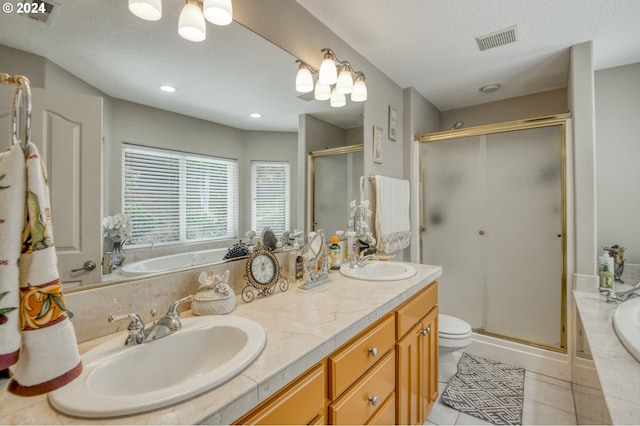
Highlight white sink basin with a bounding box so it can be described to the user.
[340,261,417,281]
[49,315,266,418]
[613,297,640,362]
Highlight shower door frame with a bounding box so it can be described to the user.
[416,113,571,352]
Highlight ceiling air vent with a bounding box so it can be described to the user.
[18,0,60,25]
[475,25,519,51]
[296,91,316,102]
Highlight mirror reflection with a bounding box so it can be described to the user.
[0,0,363,289]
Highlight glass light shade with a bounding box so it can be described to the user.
[203,0,233,25]
[129,0,162,21]
[330,88,346,108]
[295,66,314,93]
[314,81,331,101]
[351,79,368,102]
[336,68,354,94]
[319,56,338,85]
[178,1,206,42]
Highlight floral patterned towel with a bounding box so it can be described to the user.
[0,144,26,370]
[5,142,82,396]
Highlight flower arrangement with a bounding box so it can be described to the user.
[348,199,376,249]
[102,213,133,243]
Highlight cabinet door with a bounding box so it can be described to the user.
[396,320,423,425]
[397,307,439,425]
[423,307,439,415]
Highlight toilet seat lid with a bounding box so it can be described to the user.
[439,314,472,336]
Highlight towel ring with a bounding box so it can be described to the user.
[1,73,32,152]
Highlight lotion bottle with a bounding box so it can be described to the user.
[330,236,342,270]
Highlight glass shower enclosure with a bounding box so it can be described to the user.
[418,116,569,351]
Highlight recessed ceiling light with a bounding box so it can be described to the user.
[160,85,177,93]
[479,84,501,94]
[249,113,262,118]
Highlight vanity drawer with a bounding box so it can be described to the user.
[367,392,396,425]
[328,349,396,425]
[396,281,438,338]
[236,362,326,425]
[328,314,395,399]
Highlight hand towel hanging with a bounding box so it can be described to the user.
[0,144,26,370]
[7,142,82,396]
[374,175,411,253]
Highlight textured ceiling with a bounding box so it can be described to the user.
[1,1,639,131]
[296,0,640,111]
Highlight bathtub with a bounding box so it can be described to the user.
[120,247,230,277]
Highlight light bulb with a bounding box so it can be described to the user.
[314,81,331,101]
[295,65,314,93]
[178,0,206,42]
[318,52,337,85]
[330,88,346,108]
[351,78,367,102]
[203,0,233,25]
[336,66,354,94]
[129,0,162,21]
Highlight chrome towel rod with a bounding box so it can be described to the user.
[1,72,32,152]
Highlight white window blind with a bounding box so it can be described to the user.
[123,144,238,246]
[251,161,290,235]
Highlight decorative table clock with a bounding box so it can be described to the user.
[242,242,288,303]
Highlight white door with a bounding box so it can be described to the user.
[0,87,102,287]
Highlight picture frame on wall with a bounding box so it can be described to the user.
[388,106,397,141]
[373,125,383,163]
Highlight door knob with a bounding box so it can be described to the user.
[72,261,96,273]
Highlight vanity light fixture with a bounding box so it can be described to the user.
[128,0,162,21]
[295,48,367,107]
[129,0,233,42]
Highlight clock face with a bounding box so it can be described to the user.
[251,253,276,285]
[246,247,279,290]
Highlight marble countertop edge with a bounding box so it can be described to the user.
[573,290,640,425]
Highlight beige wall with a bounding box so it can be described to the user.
[440,88,568,130]
[595,62,640,264]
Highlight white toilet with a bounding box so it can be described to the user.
[438,314,473,382]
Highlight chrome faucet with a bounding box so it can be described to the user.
[600,282,640,304]
[350,250,378,269]
[145,295,193,342]
[108,295,193,346]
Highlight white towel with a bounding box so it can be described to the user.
[6,142,82,396]
[0,144,26,370]
[374,176,411,253]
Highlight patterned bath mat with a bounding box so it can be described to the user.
[441,353,525,425]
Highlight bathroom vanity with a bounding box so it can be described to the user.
[0,263,441,425]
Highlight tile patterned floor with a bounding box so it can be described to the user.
[426,353,577,426]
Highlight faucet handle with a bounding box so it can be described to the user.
[108,313,146,345]
[166,295,194,316]
[109,312,143,327]
[599,288,618,304]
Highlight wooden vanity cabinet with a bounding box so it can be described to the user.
[395,283,439,425]
[234,280,439,426]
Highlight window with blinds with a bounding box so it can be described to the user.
[123,144,238,246]
[251,161,290,235]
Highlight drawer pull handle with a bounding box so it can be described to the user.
[420,326,431,336]
[369,395,378,406]
[368,347,378,357]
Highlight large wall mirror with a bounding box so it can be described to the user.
[0,0,363,289]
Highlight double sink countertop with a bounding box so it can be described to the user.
[574,290,640,424]
[0,263,441,425]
